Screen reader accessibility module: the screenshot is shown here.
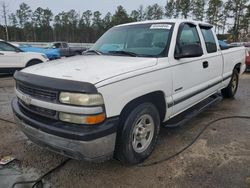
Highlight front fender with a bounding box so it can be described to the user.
[97,68,172,118]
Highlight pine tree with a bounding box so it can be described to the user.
[130,5,145,21]
[218,1,232,34]
[206,0,223,33]
[191,0,206,21]
[229,0,249,41]
[145,4,164,20]
[174,0,181,18]
[165,0,175,18]
[179,0,191,18]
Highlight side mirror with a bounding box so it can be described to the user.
[175,44,203,59]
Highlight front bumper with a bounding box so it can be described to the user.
[12,98,119,161]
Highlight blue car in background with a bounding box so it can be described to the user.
[218,40,229,50]
[19,45,60,60]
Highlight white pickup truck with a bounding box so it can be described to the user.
[0,40,48,73]
[12,19,246,165]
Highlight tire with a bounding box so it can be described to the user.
[26,59,43,67]
[221,69,239,98]
[115,103,160,165]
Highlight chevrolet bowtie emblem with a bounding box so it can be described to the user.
[21,95,32,105]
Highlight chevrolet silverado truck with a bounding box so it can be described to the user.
[0,40,48,73]
[12,20,246,165]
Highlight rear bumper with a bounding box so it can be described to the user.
[12,98,119,161]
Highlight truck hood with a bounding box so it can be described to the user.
[22,55,157,84]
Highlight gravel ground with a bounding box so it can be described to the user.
[0,73,250,188]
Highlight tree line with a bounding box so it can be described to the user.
[0,0,249,43]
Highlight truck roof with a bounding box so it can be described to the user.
[116,19,213,28]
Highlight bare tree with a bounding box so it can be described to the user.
[1,1,9,41]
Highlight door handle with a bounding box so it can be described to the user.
[203,61,209,69]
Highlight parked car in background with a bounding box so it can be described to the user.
[0,40,48,73]
[48,42,87,57]
[218,40,229,50]
[245,46,250,70]
[229,42,242,47]
[230,42,250,47]
[19,45,60,60]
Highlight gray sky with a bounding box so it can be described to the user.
[6,0,166,15]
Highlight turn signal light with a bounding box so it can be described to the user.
[59,112,106,125]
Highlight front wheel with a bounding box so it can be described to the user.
[115,103,160,165]
[221,69,239,98]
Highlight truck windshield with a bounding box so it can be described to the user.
[91,23,174,57]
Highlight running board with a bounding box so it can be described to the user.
[163,94,222,128]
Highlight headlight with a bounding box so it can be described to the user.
[59,92,104,106]
[59,112,106,125]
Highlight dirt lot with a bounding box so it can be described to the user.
[0,73,250,188]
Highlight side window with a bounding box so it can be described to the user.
[175,24,202,55]
[54,43,61,48]
[0,42,17,52]
[179,24,201,46]
[200,28,217,53]
[62,43,68,48]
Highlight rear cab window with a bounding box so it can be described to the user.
[200,26,218,53]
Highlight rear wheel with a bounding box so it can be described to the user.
[26,59,43,67]
[221,69,239,98]
[115,103,160,165]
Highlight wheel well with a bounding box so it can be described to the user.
[120,91,166,123]
[234,63,241,73]
[26,59,43,67]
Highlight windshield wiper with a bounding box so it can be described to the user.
[84,49,102,55]
[108,50,138,57]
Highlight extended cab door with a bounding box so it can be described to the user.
[198,24,224,93]
[170,22,222,116]
[0,41,24,70]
